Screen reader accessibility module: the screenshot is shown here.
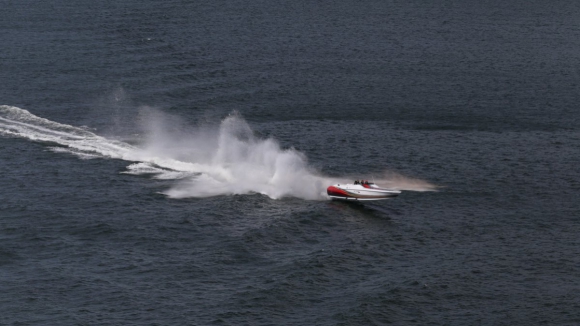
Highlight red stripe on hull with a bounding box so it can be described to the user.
[327,186,354,198]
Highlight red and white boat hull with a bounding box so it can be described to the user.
[327,183,400,201]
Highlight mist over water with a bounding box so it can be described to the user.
[138,109,332,199]
[0,105,435,200]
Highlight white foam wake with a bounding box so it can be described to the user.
[0,105,436,200]
[0,105,334,199]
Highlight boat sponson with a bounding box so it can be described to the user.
[326,185,398,199]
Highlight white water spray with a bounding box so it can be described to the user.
[0,105,437,200]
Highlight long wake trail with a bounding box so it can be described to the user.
[0,105,436,200]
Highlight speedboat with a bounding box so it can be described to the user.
[327,181,401,201]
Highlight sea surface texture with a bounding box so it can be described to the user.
[1,1,580,325]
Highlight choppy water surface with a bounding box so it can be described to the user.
[1,1,579,325]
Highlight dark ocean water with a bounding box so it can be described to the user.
[1,1,580,325]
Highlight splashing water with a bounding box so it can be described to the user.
[0,105,436,200]
[137,109,332,199]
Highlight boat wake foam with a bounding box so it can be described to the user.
[0,105,437,200]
